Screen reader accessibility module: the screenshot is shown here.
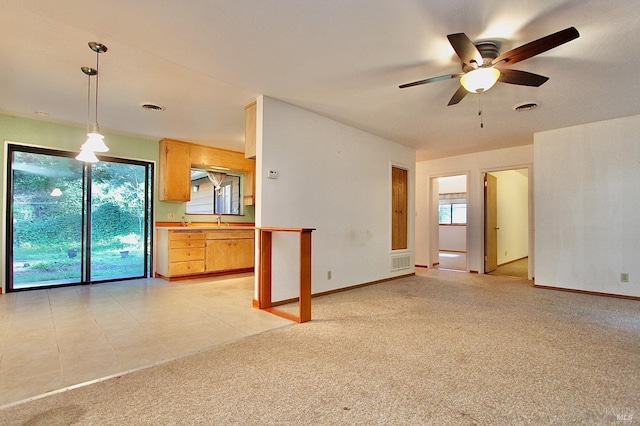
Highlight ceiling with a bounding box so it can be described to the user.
[1,0,639,161]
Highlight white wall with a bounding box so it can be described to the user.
[534,114,640,297]
[437,175,467,252]
[439,226,466,252]
[438,175,466,193]
[491,169,528,264]
[256,96,415,302]
[416,145,533,272]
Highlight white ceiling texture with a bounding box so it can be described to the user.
[1,0,639,161]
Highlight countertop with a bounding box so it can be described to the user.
[155,225,255,231]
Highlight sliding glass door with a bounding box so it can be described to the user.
[6,144,153,291]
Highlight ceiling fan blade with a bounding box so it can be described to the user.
[498,69,549,87]
[447,33,484,66]
[492,27,580,66]
[447,85,468,106]
[399,73,461,89]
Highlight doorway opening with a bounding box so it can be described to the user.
[484,168,530,279]
[436,175,467,272]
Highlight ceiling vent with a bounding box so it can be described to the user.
[512,101,539,112]
[141,103,165,112]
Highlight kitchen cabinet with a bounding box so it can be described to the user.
[158,138,256,206]
[244,101,257,159]
[158,139,191,201]
[205,229,254,272]
[156,230,205,278]
[156,228,254,280]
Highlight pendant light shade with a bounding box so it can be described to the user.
[81,125,109,152]
[76,42,108,162]
[75,147,100,163]
[460,67,500,93]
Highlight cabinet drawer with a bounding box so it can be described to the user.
[206,230,254,240]
[169,239,205,249]
[169,260,205,276]
[169,231,204,241]
[169,248,205,262]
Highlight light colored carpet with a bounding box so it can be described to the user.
[1,269,638,425]
[489,257,529,279]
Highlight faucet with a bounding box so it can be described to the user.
[216,215,221,227]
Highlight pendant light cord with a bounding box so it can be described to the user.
[94,49,99,128]
[86,72,92,133]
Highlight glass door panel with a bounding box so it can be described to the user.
[89,160,149,281]
[10,150,84,289]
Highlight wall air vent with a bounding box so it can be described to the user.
[141,103,166,112]
[391,254,411,271]
[512,101,539,112]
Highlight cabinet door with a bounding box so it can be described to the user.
[244,101,257,159]
[391,166,408,250]
[206,239,233,272]
[234,238,254,269]
[205,239,254,271]
[159,139,191,201]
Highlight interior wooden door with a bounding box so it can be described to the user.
[392,167,408,250]
[484,173,498,272]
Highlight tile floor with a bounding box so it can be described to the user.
[0,273,293,408]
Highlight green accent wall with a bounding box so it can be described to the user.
[0,113,254,224]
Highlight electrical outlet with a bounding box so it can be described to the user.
[167,213,175,219]
[327,271,332,280]
[504,251,508,257]
[620,273,629,283]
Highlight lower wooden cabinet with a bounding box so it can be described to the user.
[156,228,254,280]
[206,235,254,272]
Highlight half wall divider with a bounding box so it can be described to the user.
[255,227,315,323]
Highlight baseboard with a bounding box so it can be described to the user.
[256,273,416,307]
[313,273,415,299]
[497,256,528,267]
[534,284,640,301]
[156,268,254,282]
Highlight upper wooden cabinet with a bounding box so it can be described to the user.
[245,101,257,159]
[159,139,191,201]
[158,138,256,204]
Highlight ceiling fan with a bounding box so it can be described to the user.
[399,27,580,105]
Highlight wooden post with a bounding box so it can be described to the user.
[258,229,273,309]
[299,229,313,322]
[255,227,315,323]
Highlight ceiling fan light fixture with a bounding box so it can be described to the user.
[460,67,500,93]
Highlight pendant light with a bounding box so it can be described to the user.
[76,42,108,162]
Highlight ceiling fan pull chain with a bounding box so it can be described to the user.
[479,95,484,129]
